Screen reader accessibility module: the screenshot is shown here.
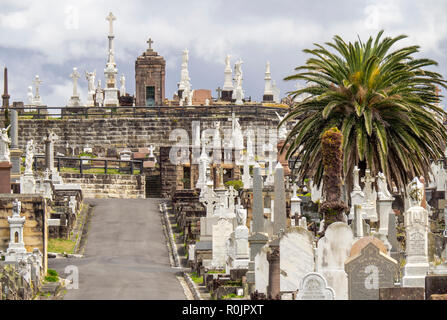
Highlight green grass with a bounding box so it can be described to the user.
[220,293,244,299]
[207,269,225,274]
[48,238,75,254]
[189,272,203,285]
[45,269,59,283]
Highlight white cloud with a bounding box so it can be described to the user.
[0,0,446,105]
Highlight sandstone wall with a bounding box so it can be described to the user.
[17,110,285,156]
[0,195,48,271]
[60,173,145,199]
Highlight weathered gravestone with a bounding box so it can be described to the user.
[295,272,335,300]
[402,206,429,287]
[212,218,234,268]
[316,222,354,300]
[280,227,315,292]
[345,240,398,300]
[254,245,269,294]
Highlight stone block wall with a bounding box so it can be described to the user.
[17,112,284,157]
[60,173,145,199]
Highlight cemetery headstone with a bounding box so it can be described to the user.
[295,272,335,300]
[280,227,315,292]
[402,205,430,287]
[316,222,354,299]
[345,241,398,300]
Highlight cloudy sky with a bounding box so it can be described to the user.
[0,0,446,107]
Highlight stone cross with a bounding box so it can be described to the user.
[70,67,81,97]
[216,87,222,100]
[147,37,154,50]
[361,169,375,199]
[200,185,218,217]
[106,12,116,36]
[33,75,42,101]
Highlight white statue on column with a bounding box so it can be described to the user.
[408,177,424,207]
[96,80,104,107]
[223,54,234,91]
[275,111,288,141]
[85,70,96,107]
[27,86,34,105]
[377,172,393,200]
[0,125,11,162]
[24,139,35,175]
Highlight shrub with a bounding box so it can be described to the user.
[225,180,243,191]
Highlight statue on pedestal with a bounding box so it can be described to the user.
[0,125,11,162]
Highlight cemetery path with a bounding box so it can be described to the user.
[49,198,186,300]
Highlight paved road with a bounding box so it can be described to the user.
[49,198,186,300]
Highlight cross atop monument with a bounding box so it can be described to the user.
[70,67,81,96]
[33,75,42,99]
[216,86,222,100]
[106,12,116,37]
[147,38,154,50]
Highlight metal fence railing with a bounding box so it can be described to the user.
[33,155,144,175]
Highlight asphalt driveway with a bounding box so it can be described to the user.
[49,198,186,300]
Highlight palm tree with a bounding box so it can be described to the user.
[282,30,447,194]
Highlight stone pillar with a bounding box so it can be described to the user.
[9,109,22,184]
[252,163,264,233]
[273,162,286,236]
[44,139,54,172]
[267,242,280,299]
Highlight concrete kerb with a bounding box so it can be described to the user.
[159,201,203,300]
[159,202,179,267]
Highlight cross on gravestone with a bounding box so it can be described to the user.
[292,183,298,198]
[147,37,154,50]
[361,169,375,188]
[216,87,222,100]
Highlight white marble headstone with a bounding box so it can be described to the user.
[316,222,355,300]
